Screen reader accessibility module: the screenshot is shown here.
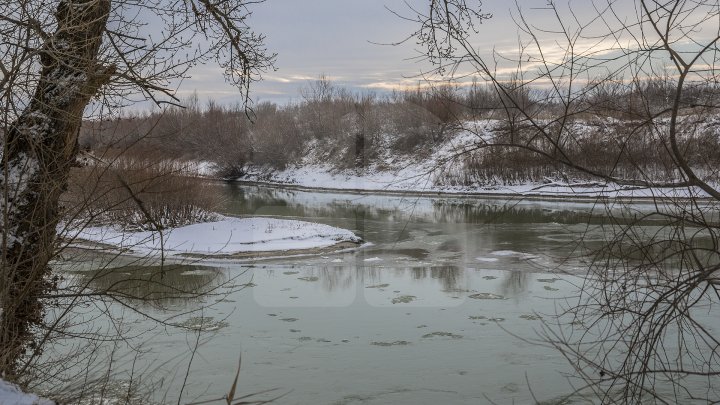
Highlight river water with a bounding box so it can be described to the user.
[58,184,669,404]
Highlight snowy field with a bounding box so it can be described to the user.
[71,216,362,258]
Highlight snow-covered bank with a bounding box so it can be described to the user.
[228,123,713,200]
[210,118,720,201]
[238,164,711,201]
[72,216,362,259]
[0,379,55,405]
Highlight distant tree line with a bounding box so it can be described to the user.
[80,75,720,185]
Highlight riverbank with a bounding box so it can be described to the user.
[224,126,713,202]
[233,166,711,203]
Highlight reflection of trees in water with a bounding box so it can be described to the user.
[220,183,605,227]
[431,201,593,225]
[362,265,463,292]
[222,183,356,219]
[67,264,232,307]
[500,271,528,297]
[318,266,355,292]
[292,264,464,293]
[220,184,666,234]
[357,265,384,286]
[222,185,294,215]
[412,266,461,291]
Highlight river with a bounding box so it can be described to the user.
[56,183,676,404]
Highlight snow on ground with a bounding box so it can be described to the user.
[241,161,710,200]
[231,120,720,199]
[73,216,361,258]
[241,126,490,194]
[0,378,55,405]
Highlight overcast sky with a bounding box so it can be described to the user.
[177,0,520,104]
[176,0,648,105]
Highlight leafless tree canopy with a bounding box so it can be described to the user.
[1,1,274,110]
[403,0,491,74]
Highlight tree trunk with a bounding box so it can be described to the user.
[0,0,113,379]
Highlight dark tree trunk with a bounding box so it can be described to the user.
[0,0,113,379]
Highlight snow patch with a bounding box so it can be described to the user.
[72,216,361,258]
[0,378,55,405]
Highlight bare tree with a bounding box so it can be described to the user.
[410,0,720,402]
[0,0,273,381]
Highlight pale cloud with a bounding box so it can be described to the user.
[361,80,424,91]
[168,0,720,105]
[264,76,293,84]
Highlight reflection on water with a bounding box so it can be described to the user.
[221,183,662,228]
[500,270,529,297]
[411,266,462,291]
[66,264,229,307]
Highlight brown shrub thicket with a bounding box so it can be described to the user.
[64,150,221,231]
[79,82,468,172]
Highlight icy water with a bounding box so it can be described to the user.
[60,184,671,404]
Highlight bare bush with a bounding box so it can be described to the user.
[64,153,221,231]
[248,102,301,169]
